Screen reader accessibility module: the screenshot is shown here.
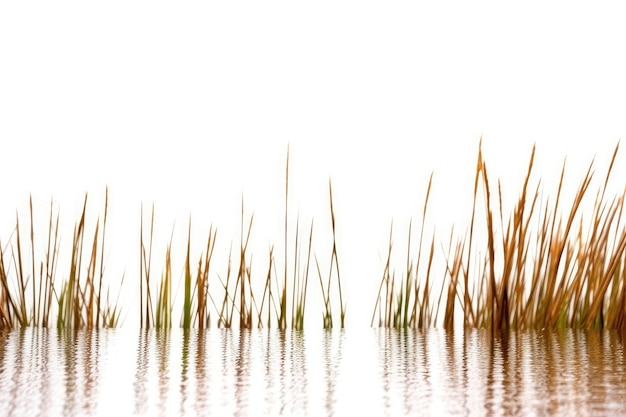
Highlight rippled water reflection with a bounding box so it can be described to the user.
[1,328,625,416]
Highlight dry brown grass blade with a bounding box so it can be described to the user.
[371,224,393,327]
[0,241,19,326]
[328,179,345,327]
[140,204,156,328]
[14,211,29,326]
[257,245,275,328]
[95,187,108,328]
[443,239,464,330]
[281,145,289,330]
[409,172,434,326]
[417,236,436,327]
[540,162,594,328]
[217,245,234,328]
[479,159,501,329]
[583,216,626,328]
[85,221,99,328]
[182,219,192,329]
[196,225,217,329]
[29,196,37,326]
[297,220,314,330]
[290,215,300,329]
[43,199,60,327]
[463,138,484,327]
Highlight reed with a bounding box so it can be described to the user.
[291,220,313,331]
[283,149,317,330]
[139,208,177,330]
[315,180,346,329]
[139,204,155,328]
[182,219,192,329]
[328,180,346,328]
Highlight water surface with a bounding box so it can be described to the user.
[1,328,625,416]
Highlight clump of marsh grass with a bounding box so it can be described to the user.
[373,141,626,330]
[56,190,123,329]
[0,189,123,329]
[215,201,258,329]
[137,148,345,330]
[371,174,436,328]
[464,141,626,330]
[0,197,61,327]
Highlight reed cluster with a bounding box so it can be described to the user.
[372,142,626,330]
[138,149,346,330]
[0,189,123,329]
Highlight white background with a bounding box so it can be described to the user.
[1,2,626,328]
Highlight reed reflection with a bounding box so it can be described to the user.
[134,329,150,415]
[57,330,100,416]
[583,331,626,415]
[442,330,467,416]
[2,328,626,416]
[401,330,424,415]
[58,330,77,416]
[234,329,251,416]
[377,329,431,414]
[323,329,344,416]
[194,329,210,415]
[277,330,287,415]
[377,330,390,412]
[290,331,308,415]
[179,329,191,416]
[542,331,581,415]
[0,329,105,416]
[83,330,100,416]
[261,330,291,415]
[262,330,276,415]
[0,328,7,388]
[484,331,525,416]
[133,329,174,417]
[156,329,171,417]
[218,329,232,412]
[7,329,28,416]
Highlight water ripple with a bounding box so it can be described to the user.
[1,328,626,416]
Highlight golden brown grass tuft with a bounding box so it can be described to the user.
[0,189,122,329]
[373,141,626,330]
